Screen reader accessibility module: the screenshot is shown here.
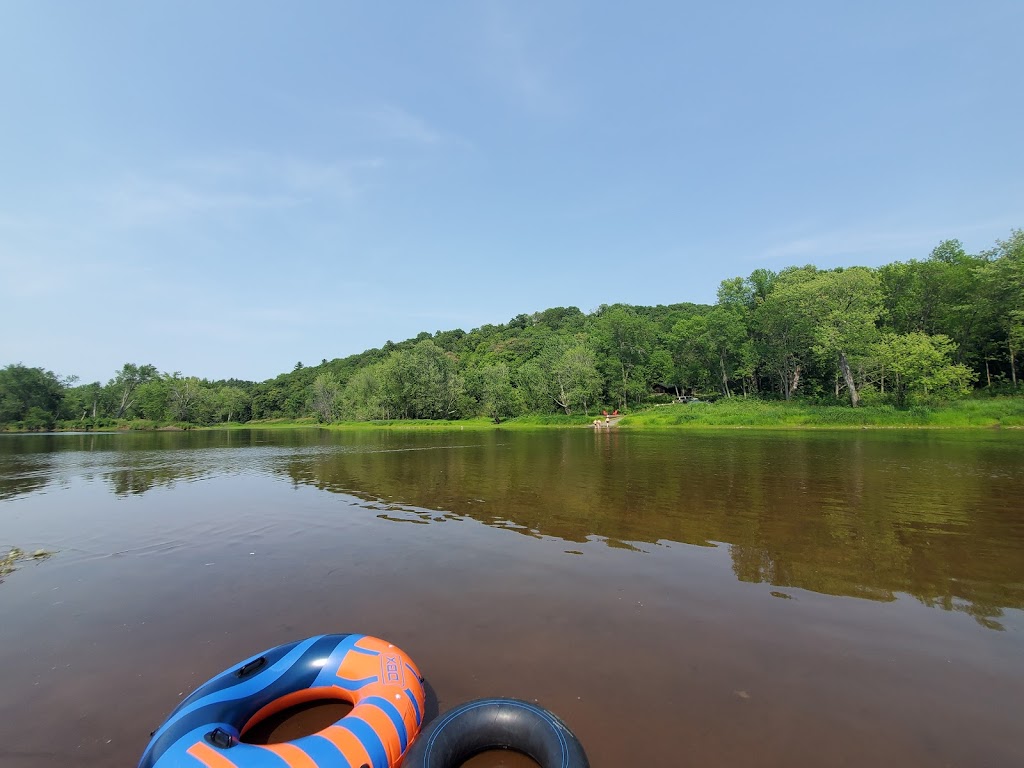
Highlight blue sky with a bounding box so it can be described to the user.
[2,1,1021,384]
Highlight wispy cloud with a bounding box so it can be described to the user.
[88,152,382,228]
[0,151,387,304]
[0,212,47,234]
[757,217,1020,263]
[0,225,122,300]
[95,176,301,226]
[364,104,443,145]
[477,1,563,114]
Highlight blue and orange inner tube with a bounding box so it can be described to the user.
[139,633,425,768]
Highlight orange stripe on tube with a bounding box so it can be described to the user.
[350,704,402,766]
[336,650,382,693]
[186,742,240,768]
[354,635,389,654]
[317,724,373,768]
[260,743,320,768]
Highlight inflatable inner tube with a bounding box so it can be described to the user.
[139,633,425,768]
[402,698,589,768]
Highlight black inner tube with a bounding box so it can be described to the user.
[403,698,589,768]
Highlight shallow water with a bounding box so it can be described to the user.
[1,428,1022,766]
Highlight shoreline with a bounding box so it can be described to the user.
[4,398,1022,434]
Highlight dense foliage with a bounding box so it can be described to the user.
[2,230,1021,429]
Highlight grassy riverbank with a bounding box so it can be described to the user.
[6,397,1021,433]
[220,398,1024,431]
[619,397,1024,429]
[227,398,1024,430]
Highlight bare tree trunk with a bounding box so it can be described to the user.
[553,376,572,415]
[985,359,992,387]
[838,351,859,407]
[1011,346,1018,388]
[719,353,731,398]
[115,388,135,419]
[779,363,800,400]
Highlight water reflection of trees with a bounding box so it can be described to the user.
[0,459,53,500]
[104,463,207,496]
[3,430,1021,630]
[0,430,266,500]
[0,439,58,500]
[278,430,1024,630]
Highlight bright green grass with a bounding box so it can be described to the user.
[618,396,1024,429]
[49,397,1021,433]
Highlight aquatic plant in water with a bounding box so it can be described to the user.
[0,547,53,582]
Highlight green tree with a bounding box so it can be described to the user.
[21,406,56,430]
[1010,316,1024,388]
[753,268,818,400]
[514,362,551,413]
[874,333,976,406]
[646,348,676,390]
[715,277,759,395]
[976,229,1024,387]
[674,305,750,398]
[214,385,250,423]
[64,381,107,420]
[378,341,465,419]
[594,306,656,408]
[0,364,65,425]
[550,344,602,415]
[166,374,207,422]
[479,363,520,421]
[310,373,341,423]
[134,378,170,420]
[794,268,882,407]
[671,313,716,394]
[343,365,387,420]
[108,363,159,418]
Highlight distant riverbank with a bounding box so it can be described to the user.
[230,399,1024,430]
[219,397,1024,431]
[6,397,1022,433]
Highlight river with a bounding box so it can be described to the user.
[1,428,1022,766]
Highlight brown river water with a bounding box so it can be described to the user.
[1,428,1022,767]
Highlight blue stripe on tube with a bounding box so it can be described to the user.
[361,696,409,751]
[403,687,421,726]
[311,634,363,687]
[299,733,360,768]
[157,636,324,734]
[338,716,389,768]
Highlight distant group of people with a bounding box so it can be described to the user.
[592,409,619,428]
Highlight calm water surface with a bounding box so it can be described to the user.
[1,428,1022,767]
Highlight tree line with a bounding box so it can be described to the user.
[2,230,1021,429]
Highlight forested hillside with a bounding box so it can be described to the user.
[3,230,1021,429]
